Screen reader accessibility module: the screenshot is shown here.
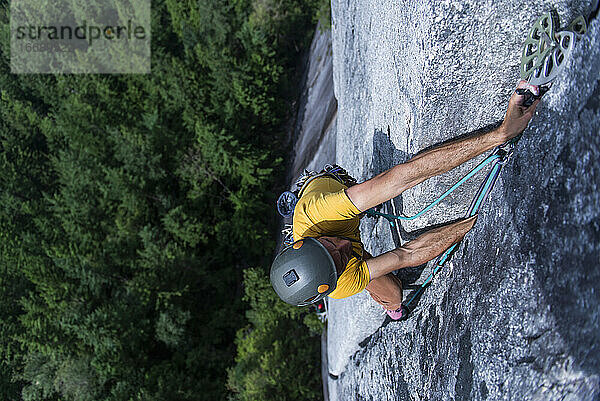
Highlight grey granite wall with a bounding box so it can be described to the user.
[291,22,337,181]
[326,1,600,400]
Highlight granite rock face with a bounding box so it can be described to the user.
[326,1,600,400]
[291,22,337,181]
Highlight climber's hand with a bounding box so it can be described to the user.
[498,80,542,142]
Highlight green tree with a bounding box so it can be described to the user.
[227,268,323,401]
[0,0,327,399]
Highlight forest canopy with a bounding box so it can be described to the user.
[0,0,329,399]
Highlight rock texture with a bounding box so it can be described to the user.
[291,22,337,182]
[280,23,337,250]
[326,1,600,400]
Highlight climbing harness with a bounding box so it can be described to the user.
[277,164,357,246]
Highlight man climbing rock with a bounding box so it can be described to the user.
[271,81,542,320]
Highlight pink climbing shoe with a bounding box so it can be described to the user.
[385,307,404,320]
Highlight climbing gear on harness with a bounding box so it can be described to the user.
[295,164,357,197]
[314,298,327,322]
[277,164,358,246]
[278,165,357,218]
[277,191,298,218]
[520,11,588,86]
[270,237,338,306]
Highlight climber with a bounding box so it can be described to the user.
[270,80,543,320]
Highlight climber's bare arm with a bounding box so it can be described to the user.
[346,81,541,212]
[366,215,477,281]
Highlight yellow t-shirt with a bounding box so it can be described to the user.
[292,176,370,299]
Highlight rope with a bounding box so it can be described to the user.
[403,150,508,310]
[367,142,516,319]
[365,153,503,224]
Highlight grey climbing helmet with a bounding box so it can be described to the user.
[270,238,337,306]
